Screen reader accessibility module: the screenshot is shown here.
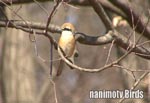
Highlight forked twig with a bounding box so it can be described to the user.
[117,72,149,103]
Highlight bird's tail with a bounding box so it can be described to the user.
[57,56,75,76]
[56,60,64,76]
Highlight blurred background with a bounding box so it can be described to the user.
[0,0,150,103]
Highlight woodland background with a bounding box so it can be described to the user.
[0,0,150,103]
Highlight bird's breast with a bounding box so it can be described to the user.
[58,31,75,57]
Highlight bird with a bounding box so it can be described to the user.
[56,23,78,76]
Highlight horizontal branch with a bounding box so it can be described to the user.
[75,31,113,45]
[1,0,150,39]
[0,20,61,33]
[0,0,49,6]
[0,0,88,6]
[112,30,150,59]
[0,0,126,18]
[0,20,149,60]
[0,19,113,45]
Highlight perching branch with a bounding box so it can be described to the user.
[57,40,149,73]
[75,31,113,45]
[1,0,149,103]
[0,20,149,60]
[57,45,115,73]
[0,0,149,60]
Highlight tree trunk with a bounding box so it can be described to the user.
[1,7,36,103]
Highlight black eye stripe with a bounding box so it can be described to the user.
[62,28,72,31]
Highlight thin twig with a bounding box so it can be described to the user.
[44,0,61,41]
[113,64,150,72]
[0,19,149,59]
[136,9,150,44]
[50,41,53,76]
[105,39,115,65]
[109,0,150,39]
[117,72,149,103]
[57,43,134,73]
[0,0,32,32]
[33,0,49,16]
[50,79,58,103]
[88,0,113,30]
[136,40,150,47]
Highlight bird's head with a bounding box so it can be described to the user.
[61,23,75,32]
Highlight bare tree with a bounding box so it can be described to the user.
[0,0,150,103]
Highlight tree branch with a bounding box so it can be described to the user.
[1,0,150,39]
[88,0,113,30]
[57,45,115,73]
[75,31,113,45]
[0,0,150,60]
[0,20,149,60]
[0,0,49,6]
[117,72,149,103]
[0,20,61,33]
[109,0,150,40]
[112,30,150,59]
[87,0,150,59]
[0,0,126,18]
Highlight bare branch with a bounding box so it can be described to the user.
[2,0,150,40]
[75,31,113,45]
[113,30,150,59]
[0,20,149,60]
[0,0,50,6]
[86,0,150,59]
[0,0,126,18]
[109,0,150,39]
[117,72,149,103]
[44,0,61,42]
[105,39,115,65]
[57,37,149,73]
[0,20,61,33]
[113,31,150,59]
[88,0,113,30]
[114,65,150,72]
[57,45,116,73]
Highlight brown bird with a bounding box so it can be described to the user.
[56,23,78,76]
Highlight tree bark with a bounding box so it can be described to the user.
[1,7,36,103]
